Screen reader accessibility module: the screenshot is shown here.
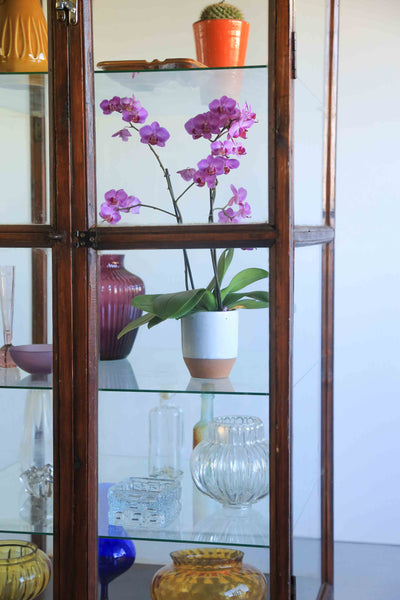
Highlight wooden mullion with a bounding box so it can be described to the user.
[68,0,98,598]
[268,0,294,599]
[321,0,339,589]
[0,225,53,246]
[48,5,75,600]
[95,223,277,250]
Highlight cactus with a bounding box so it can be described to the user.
[199,0,244,21]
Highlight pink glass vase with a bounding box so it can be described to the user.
[99,255,145,361]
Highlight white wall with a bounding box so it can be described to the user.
[334,0,400,545]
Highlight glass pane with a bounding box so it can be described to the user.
[293,245,322,598]
[294,0,327,225]
[95,67,268,226]
[92,0,267,68]
[0,248,53,537]
[97,248,269,394]
[97,247,270,595]
[0,75,49,225]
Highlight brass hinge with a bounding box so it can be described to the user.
[291,31,297,79]
[73,230,97,249]
[55,0,78,24]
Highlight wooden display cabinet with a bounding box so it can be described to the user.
[0,0,338,598]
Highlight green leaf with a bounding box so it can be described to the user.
[197,290,219,311]
[224,290,269,306]
[148,315,164,329]
[227,299,269,310]
[118,312,156,338]
[131,294,160,313]
[221,268,269,301]
[152,289,207,320]
[206,248,234,292]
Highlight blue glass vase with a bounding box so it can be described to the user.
[98,528,136,600]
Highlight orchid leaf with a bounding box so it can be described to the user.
[131,294,160,313]
[227,299,269,310]
[152,289,207,320]
[224,290,269,308]
[221,268,269,301]
[197,290,219,311]
[148,315,164,329]
[206,248,234,292]
[118,312,156,338]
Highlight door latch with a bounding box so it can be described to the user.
[73,230,97,249]
[55,0,78,25]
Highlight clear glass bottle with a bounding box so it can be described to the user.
[149,393,183,479]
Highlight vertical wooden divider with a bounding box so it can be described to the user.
[268,0,295,599]
[49,0,98,597]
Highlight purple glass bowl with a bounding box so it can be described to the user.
[9,344,53,374]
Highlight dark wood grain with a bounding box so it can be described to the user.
[95,223,277,250]
[0,226,53,246]
[68,0,98,598]
[294,226,334,247]
[268,0,294,599]
[321,0,339,589]
[47,3,74,600]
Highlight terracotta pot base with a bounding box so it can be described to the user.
[183,357,236,379]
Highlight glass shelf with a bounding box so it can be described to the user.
[95,64,267,74]
[98,456,270,549]
[0,348,315,393]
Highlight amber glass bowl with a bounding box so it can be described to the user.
[0,541,51,600]
[151,548,267,599]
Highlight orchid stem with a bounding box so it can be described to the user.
[165,169,195,291]
[131,125,196,290]
[209,188,223,311]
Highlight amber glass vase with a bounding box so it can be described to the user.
[0,541,51,600]
[150,548,267,600]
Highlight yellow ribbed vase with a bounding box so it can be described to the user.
[0,0,48,72]
[0,541,51,600]
[151,548,268,600]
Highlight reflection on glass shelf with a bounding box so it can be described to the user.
[1,351,317,394]
[95,67,268,227]
[193,506,269,546]
[99,349,268,395]
[98,456,269,549]
[0,371,52,389]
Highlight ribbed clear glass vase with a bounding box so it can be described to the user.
[190,415,269,508]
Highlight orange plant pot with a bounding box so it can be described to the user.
[193,19,250,68]
[0,0,48,72]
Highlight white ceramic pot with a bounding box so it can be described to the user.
[181,310,238,379]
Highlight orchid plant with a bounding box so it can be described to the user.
[99,77,269,336]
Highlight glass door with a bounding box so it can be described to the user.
[92,0,271,597]
[0,1,53,594]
